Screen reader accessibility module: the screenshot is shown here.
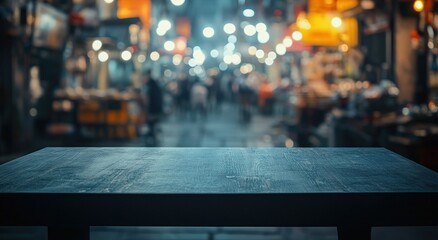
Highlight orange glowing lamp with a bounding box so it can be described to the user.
[414,0,425,12]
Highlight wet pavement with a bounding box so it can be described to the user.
[1,103,438,239]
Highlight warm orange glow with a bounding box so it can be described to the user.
[118,0,151,28]
[295,12,358,47]
[413,0,424,12]
[309,0,337,11]
[429,100,437,111]
[339,44,349,52]
[174,37,187,54]
[309,0,358,12]
[336,0,358,11]
[176,17,191,38]
[296,13,311,30]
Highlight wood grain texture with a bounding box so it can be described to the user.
[0,147,437,193]
[0,147,437,227]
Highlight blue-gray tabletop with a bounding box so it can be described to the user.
[0,147,437,228]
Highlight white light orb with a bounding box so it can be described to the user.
[92,40,102,51]
[193,46,201,52]
[283,37,293,48]
[255,49,265,59]
[188,58,197,67]
[121,50,132,61]
[170,0,185,6]
[203,27,215,38]
[331,17,342,28]
[275,43,286,55]
[292,31,303,41]
[228,35,237,44]
[189,68,196,76]
[210,49,219,58]
[156,28,167,36]
[193,49,206,65]
[150,51,160,61]
[223,23,236,34]
[231,53,241,65]
[137,54,146,63]
[248,46,257,56]
[158,20,172,31]
[258,31,270,44]
[255,23,267,32]
[164,41,175,51]
[223,55,233,65]
[173,54,183,65]
[244,25,256,36]
[265,58,274,66]
[219,62,228,71]
[194,66,203,75]
[243,9,255,17]
[98,51,109,62]
[268,51,277,60]
[225,43,235,51]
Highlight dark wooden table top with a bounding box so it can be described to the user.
[1,147,437,227]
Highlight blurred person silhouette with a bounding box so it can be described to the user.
[291,57,304,86]
[237,75,254,123]
[176,72,191,118]
[204,70,222,112]
[211,72,223,112]
[143,70,163,145]
[190,77,208,121]
[228,72,238,103]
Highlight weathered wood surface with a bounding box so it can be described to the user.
[1,147,437,193]
[0,147,437,227]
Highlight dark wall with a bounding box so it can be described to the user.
[0,3,16,154]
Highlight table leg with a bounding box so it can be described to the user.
[337,226,371,240]
[48,225,89,240]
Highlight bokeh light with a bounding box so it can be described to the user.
[331,17,343,28]
[92,40,102,51]
[248,46,257,56]
[292,31,303,41]
[172,54,183,65]
[255,23,267,32]
[228,35,237,44]
[170,0,185,6]
[121,50,132,61]
[258,31,270,44]
[275,43,286,55]
[268,51,277,60]
[282,37,293,48]
[210,49,219,58]
[150,51,160,61]
[164,41,175,51]
[256,49,265,59]
[265,58,274,66]
[223,23,236,34]
[219,62,228,71]
[98,51,109,62]
[137,54,146,63]
[243,9,255,17]
[244,25,256,36]
[203,27,215,38]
